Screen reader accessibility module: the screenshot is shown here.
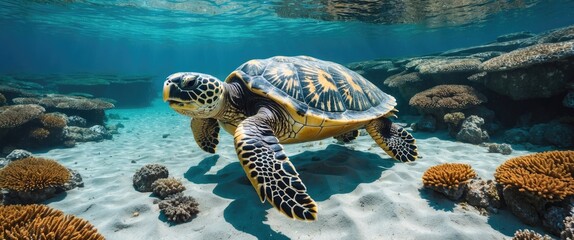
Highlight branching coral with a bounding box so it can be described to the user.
[158,193,199,223]
[409,85,487,114]
[0,104,45,128]
[481,41,574,71]
[0,157,70,192]
[40,113,67,129]
[423,163,477,189]
[152,178,186,199]
[494,150,574,201]
[0,204,105,240]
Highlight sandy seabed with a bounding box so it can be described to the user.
[35,100,550,240]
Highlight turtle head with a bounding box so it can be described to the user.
[163,72,225,118]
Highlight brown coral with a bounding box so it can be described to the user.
[0,157,70,192]
[39,113,67,128]
[152,178,186,199]
[11,97,41,105]
[158,194,199,223]
[29,128,50,140]
[384,72,422,87]
[512,229,552,240]
[409,85,487,114]
[494,150,574,200]
[0,204,105,240]
[422,163,478,189]
[0,104,45,128]
[481,41,574,71]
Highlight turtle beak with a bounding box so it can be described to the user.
[163,80,183,102]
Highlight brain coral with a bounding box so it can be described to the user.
[152,178,186,199]
[481,41,574,71]
[0,204,105,240]
[0,104,45,128]
[0,157,70,192]
[422,163,477,189]
[494,150,574,200]
[409,85,487,113]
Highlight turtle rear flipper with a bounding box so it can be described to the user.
[191,118,220,153]
[366,117,417,162]
[334,130,359,143]
[234,109,318,221]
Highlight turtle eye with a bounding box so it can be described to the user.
[182,75,199,88]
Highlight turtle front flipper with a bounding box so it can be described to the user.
[366,117,417,162]
[191,118,220,153]
[234,111,318,221]
[334,130,359,143]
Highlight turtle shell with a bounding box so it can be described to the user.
[225,56,397,122]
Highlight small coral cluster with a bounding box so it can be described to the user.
[423,150,574,237]
[133,164,198,224]
[0,204,105,240]
[512,229,552,240]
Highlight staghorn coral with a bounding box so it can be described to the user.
[422,163,477,200]
[29,127,50,140]
[409,85,487,116]
[0,104,45,128]
[494,150,574,201]
[39,113,67,129]
[512,229,552,240]
[152,178,186,199]
[481,41,574,71]
[158,193,199,223]
[0,157,70,192]
[0,204,105,240]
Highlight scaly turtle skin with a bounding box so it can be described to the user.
[163,56,418,221]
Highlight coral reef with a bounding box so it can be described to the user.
[422,163,477,200]
[67,115,87,127]
[0,204,105,240]
[415,57,481,75]
[481,41,574,71]
[512,229,552,240]
[39,113,67,129]
[0,104,45,129]
[63,125,112,142]
[152,178,186,199]
[562,216,574,240]
[0,157,71,204]
[409,85,487,118]
[456,115,489,144]
[133,164,169,192]
[464,179,504,212]
[158,193,199,223]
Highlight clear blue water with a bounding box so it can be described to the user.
[1,0,574,81]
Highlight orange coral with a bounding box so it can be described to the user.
[0,204,105,240]
[39,113,67,128]
[0,157,70,192]
[29,127,50,140]
[494,150,574,200]
[422,163,477,189]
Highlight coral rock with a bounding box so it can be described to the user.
[456,115,489,144]
[487,143,513,155]
[133,164,169,192]
[67,115,87,127]
[543,206,568,236]
[562,216,574,240]
[481,41,574,71]
[422,163,477,200]
[465,179,504,211]
[504,128,530,144]
[5,149,32,161]
[0,104,45,128]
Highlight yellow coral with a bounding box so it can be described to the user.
[29,127,50,140]
[422,163,477,189]
[0,204,105,240]
[39,113,67,128]
[0,157,70,192]
[495,151,574,200]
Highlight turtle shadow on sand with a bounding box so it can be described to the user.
[185,144,395,240]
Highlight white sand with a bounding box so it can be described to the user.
[36,99,551,240]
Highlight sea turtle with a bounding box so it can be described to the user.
[163,56,418,221]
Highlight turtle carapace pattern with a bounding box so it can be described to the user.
[163,56,418,221]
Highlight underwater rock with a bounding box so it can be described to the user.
[503,187,543,226]
[63,125,112,142]
[347,60,399,82]
[529,123,550,145]
[569,217,574,236]
[411,114,437,132]
[503,128,530,144]
[456,115,489,144]
[464,179,504,212]
[67,115,87,127]
[536,25,574,44]
[564,91,574,108]
[497,31,536,42]
[544,123,574,148]
[486,143,512,155]
[61,168,84,191]
[481,41,574,71]
[133,164,169,192]
[543,206,568,236]
[441,38,531,57]
[5,149,33,161]
[413,57,481,75]
[158,193,199,224]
